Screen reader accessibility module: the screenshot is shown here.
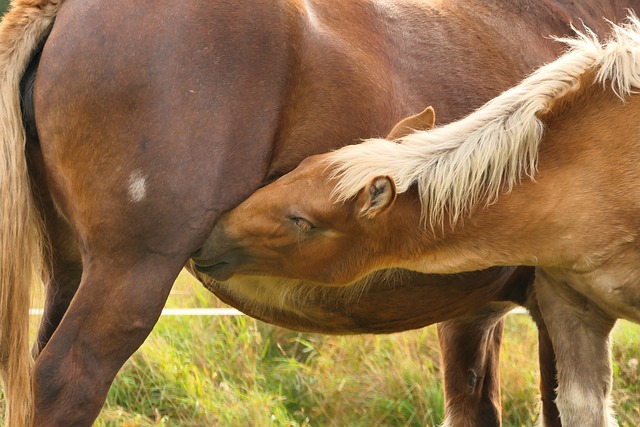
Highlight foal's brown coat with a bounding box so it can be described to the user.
[206,20,640,426]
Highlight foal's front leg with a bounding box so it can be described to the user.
[535,269,617,427]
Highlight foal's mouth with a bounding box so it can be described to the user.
[192,260,233,281]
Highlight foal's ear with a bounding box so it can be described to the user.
[358,176,397,219]
[385,106,436,140]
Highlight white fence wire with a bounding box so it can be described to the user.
[29,307,526,316]
[29,307,244,316]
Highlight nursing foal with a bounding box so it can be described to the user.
[202,17,640,427]
[4,0,637,424]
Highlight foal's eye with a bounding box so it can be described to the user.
[289,216,315,232]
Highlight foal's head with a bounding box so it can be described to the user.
[194,107,435,285]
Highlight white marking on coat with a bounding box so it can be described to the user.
[128,170,147,202]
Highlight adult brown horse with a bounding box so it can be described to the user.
[1,0,637,425]
[202,18,640,425]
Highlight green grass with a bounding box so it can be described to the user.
[11,271,640,426]
[87,271,640,426]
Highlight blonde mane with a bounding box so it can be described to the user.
[328,15,640,226]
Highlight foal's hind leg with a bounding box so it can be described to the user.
[437,302,513,427]
[535,270,617,427]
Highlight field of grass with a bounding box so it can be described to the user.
[47,271,634,427]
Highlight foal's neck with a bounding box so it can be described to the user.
[399,86,640,275]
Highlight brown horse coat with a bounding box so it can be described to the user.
[206,17,640,426]
[1,0,639,425]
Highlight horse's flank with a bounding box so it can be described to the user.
[328,15,640,227]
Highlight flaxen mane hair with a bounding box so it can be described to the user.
[0,1,63,425]
[328,15,640,226]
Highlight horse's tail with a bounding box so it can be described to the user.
[0,1,63,425]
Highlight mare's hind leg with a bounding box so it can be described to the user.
[33,207,82,355]
[34,245,82,356]
[33,252,185,426]
[29,142,83,356]
[437,302,512,427]
[438,298,561,427]
[535,270,616,427]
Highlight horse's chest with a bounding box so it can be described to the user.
[549,254,640,322]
